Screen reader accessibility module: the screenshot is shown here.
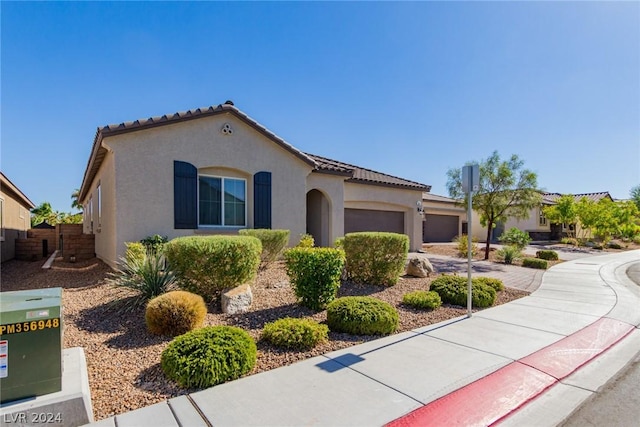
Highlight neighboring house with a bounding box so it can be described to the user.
[0,172,36,262]
[469,191,614,242]
[421,193,467,242]
[79,102,430,268]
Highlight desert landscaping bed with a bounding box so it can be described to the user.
[2,257,528,420]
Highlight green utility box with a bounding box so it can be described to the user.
[0,288,63,403]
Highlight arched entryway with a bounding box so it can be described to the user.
[306,189,330,247]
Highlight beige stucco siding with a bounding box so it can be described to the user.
[81,150,117,267]
[344,182,423,251]
[306,173,346,246]
[101,114,312,264]
[0,191,31,262]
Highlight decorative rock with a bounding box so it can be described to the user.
[221,284,253,314]
[406,257,435,278]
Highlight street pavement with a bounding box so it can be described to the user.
[86,249,640,427]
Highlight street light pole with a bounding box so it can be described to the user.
[462,164,479,318]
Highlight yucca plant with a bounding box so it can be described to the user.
[108,250,177,312]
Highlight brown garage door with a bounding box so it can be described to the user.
[423,214,459,242]
[344,209,404,234]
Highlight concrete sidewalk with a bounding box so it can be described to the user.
[87,250,640,427]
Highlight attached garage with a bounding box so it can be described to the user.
[344,208,404,235]
[423,214,459,242]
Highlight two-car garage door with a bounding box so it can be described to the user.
[423,214,459,242]
[344,209,404,234]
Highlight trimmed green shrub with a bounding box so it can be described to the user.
[429,275,496,308]
[495,245,522,265]
[498,227,531,250]
[164,236,261,300]
[284,247,345,310]
[536,250,559,261]
[561,237,578,246]
[239,229,290,268]
[522,257,548,269]
[633,235,640,245]
[161,326,257,388]
[343,232,409,286]
[108,250,177,312]
[124,242,146,265]
[296,234,315,248]
[145,291,207,336]
[453,234,478,257]
[326,296,399,335]
[473,276,505,292]
[402,290,442,310]
[262,318,329,350]
[140,234,168,255]
[334,237,345,250]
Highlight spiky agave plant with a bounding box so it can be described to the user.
[108,251,177,312]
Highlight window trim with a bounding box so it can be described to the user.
[197,174,247,228]
[538,208,547,226]
[97,182,102,232]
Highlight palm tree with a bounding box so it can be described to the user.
[71,189,82,212]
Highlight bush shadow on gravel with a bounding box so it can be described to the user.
[74,296,144,334]
[226,303,315,331]
[337,280,388,297]
[104,325,169,350]
[135,363,193,395]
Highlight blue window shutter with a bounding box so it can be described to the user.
[174,161,197,229]
[254,171,272,229]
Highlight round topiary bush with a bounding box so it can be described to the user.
[161,326,257,388]
[326,296,399,335]
[164,235,261,300]
[145,291,207,336]
[402,290,442,310]
[429,275,496,308]
[343,232,409,286]
[262,318,329,350]
[473,277,505,292]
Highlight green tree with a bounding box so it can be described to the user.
[542,195,578,238]
[631,185,640,210]
[71,188,82,211]
[31,202,58,227]
[447,151,541,259]
[612,200,640,240]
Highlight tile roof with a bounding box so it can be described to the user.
[80,102,430,199]
[0,171,36,209]
[306,153,430,191]
[542,192,613,204]
[422,193,460,203]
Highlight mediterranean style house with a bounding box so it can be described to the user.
[0,172,35,262]
[470,191,614,242]
[79,102,430,267]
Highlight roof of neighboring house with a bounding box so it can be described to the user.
[0,172,36,209]
[80,102,430,199]
[307,153,430,191]
[542,192,613,204]
[422,193,460,203]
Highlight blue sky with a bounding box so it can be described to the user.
[2,1,639,213]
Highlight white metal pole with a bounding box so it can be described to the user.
[467,189,473,317]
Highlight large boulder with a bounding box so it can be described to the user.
[406,257,435,278]
[221,284,253,314]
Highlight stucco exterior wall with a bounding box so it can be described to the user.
[344,182,423,251]
[0,191,31,262]
[306,172,346,246]
[99,114,313,265]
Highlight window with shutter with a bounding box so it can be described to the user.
[254,171,272,229]
[174,161,198,229]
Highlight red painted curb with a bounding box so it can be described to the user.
[387,317,634,427]
[386,363,556,427]
[519,317,634,380]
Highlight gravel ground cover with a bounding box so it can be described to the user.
[1,256,528,420]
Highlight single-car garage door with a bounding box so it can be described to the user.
[344,209,404,234]
[423,214,459,242]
